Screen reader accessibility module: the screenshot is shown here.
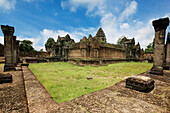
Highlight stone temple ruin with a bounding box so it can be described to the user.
[150,17,170,75]
[47,28,143,65]
[46,34,75,61]
[119,36,142,59]
[0,18,170,113]
[1,25,20,71]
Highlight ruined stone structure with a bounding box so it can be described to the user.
[0,43,4,56]
[46,28,127,65]
[69,28,126,59]
[1,25,19,71]
[16,40,20,63]
[150,18,169,74]
[46,28,146,65]
[119,37,142,59]
[47,34,75,61]
[166,33,170,64]
[143,52,154,63]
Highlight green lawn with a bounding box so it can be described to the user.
[29,62,152,103]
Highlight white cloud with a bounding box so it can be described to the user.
[24,0,44,2]
[0,36,4,44]
[32,27,96,51]
[60,0,155,49]
[118,1,137,22]
[120,23,129,29]
[0,0,16,11]
[61,0,106,15]
[100,12,120,43]
[17,36,42,50]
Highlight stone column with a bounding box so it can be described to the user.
[13,36,17,65]
[1,25,15,71]
[16,40,20,63]
[150,18,169,75]
[165,32,170,67]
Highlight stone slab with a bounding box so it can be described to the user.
[126,75,154,92]
[0,73,12,84]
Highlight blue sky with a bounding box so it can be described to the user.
[0,0,170,50]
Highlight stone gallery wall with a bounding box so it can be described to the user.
[98,47,126,59]
[69,49,82,58]
[69,47,126,59]
[20,51,49,58]
[0,43,4,56]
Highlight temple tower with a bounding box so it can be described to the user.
[95,28,106,43]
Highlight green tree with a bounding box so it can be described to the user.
[145,42,154,53]
[39,49,43,52]
[45,37,55,51]
[19,40,35,53]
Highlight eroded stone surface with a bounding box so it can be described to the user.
[150,17,169,74]
[165,32,170,67]
[1,25,16,71]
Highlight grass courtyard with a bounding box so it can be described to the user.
[29,62,152,103]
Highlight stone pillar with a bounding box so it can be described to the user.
[1,25,15,71]
[16,40,20,63]
[150,18,169,75]
[165,32,170,67]
[13,36,17,65]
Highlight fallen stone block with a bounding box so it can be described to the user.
[126,76,154,92]
[87,77,93,80]
[21,63,29,67]
[15,67,22,71]
[0,73,12,84]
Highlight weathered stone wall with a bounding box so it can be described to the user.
[68,58,127,66]
[165,32,170,65]
[0,43,4,56]
[20,51,49,58]
[143,52,154,60]
[69,47,126,59]
[69,49,82,58]
[98,47,126,59]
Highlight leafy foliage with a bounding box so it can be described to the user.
[39,49,43,52]
[45,37,55,51]
[145,42,154,53]
[19,40,35,53]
